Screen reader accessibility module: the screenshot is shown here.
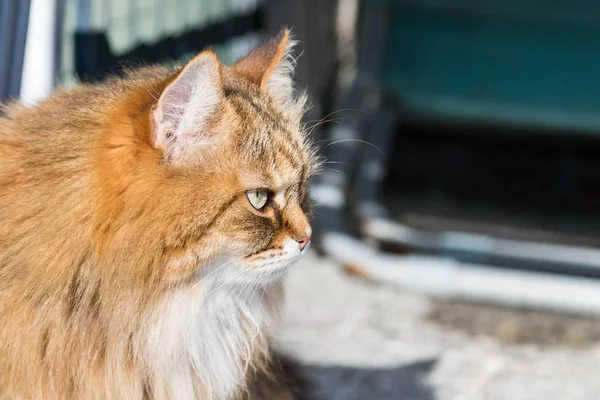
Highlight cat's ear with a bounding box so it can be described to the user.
[231,29,295,105]
[153,51,223,163]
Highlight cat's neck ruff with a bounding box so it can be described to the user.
[145,260,283,400]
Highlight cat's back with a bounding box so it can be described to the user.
[0,85,128,397]
[0,85,105,173]
[0,68,172,265]
[0,68,170,181]
[0,86,107,262]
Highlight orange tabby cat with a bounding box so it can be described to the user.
[0,30,317,399]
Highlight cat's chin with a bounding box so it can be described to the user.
[201,240,309,287]
[236,242,309,285]
[243,251,306,284]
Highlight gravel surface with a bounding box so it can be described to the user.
[276,252,600,400]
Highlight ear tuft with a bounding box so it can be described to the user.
[231,29,298,107]
[153,51,223,164]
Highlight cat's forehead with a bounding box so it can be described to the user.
[227,90,307,159]
[242,122,307,183]
[238,147,306,190]
[222,74,312,189]
[237,128,307,192]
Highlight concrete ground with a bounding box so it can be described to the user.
[276,252,600,400]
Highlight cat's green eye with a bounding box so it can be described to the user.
[246,190,269,210]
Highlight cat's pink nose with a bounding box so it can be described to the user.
[295,234,311,251]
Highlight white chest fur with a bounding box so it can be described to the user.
[145,275,281,400]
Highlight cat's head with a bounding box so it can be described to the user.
[141,30,318,284]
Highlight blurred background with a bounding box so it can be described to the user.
[4,0,600,398]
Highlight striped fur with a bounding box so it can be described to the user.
[0,30,317,399]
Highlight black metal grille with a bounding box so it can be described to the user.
[59,0,265,84]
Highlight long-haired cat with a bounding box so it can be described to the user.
[0,29,317,399]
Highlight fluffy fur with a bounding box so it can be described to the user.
[0,29,317,399]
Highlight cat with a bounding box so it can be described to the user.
[0,29,318,399]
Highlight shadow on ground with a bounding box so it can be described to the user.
[282,357,437,400]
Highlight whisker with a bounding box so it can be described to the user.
[304,108,363,137]
[232,274,252,306]
[310,118,356,132]
[306,118,337,137]
[195,265,246,302]
[259,276,269,304]
[305,108,364,126]
[320,138,385,158]
[189,255,246,293]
